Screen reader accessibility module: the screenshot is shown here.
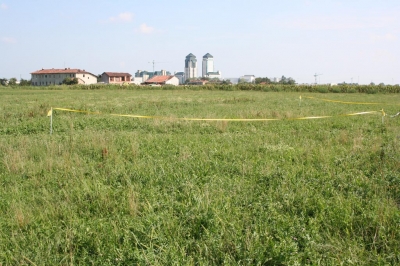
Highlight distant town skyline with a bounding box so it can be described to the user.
[0,0,399,84]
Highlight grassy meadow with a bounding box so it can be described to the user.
[0,87,399,265]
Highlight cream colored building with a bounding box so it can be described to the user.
[31,68,98,86]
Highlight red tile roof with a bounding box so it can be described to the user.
[31,68,95,76]
[102,72,132,77]
[145,75,174,83]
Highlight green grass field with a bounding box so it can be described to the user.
[1,88,399,265]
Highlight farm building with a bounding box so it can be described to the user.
[100,72,132,84]
[144,75,179,86]
[31,68,98,86]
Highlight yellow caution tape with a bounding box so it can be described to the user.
[304,96,383,105]
[180,118,280,121]
[53,108,101,115]
[49,108,382,122]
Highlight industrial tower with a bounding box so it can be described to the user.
[202,53,214,77]
[185,53,197,80]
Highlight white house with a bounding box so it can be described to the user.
[144,75,179,86]
[131,77,143,85]
[240,75,256,83]
[206,71,222,80]
[31,68,98,86]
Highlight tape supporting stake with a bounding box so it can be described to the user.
[381,109,386,125]
[50,107,53,135]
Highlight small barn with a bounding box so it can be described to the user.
[144,75,179,86]
[100,72,132,84]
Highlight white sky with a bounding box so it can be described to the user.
[0,0,399,84]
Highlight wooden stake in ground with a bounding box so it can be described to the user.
[47,108,53,134]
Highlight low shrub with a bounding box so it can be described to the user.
[317,86,328,93]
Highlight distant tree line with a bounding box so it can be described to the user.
[185,77,232,85]
[0,77,79,86]
[255,75,296,85]
[0,78,31,86]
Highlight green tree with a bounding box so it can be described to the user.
[62,77,78,85]
[255,77,272,84]
[287,77,296,85]
[185,78,198,84]
[8,78,17,86]
[0,78,7,86]
[274,76,296,85]
[19,79,32,86]
[279,75,287,84]
[238,78,249,84]
[208,78,221,83]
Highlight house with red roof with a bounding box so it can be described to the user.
[100,72,132,84]
[143,75,179,86]
[30,68,98,86]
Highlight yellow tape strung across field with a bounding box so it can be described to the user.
[303,96,383,105]
[48,107,381,122]
[303,96,400,107]
[51,108,101,115]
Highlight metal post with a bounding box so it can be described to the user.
[50,107,53,135]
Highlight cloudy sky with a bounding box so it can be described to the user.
[0,0,399,84]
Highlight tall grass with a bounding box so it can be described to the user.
[0,88,399,264]
[5,83,400,93]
